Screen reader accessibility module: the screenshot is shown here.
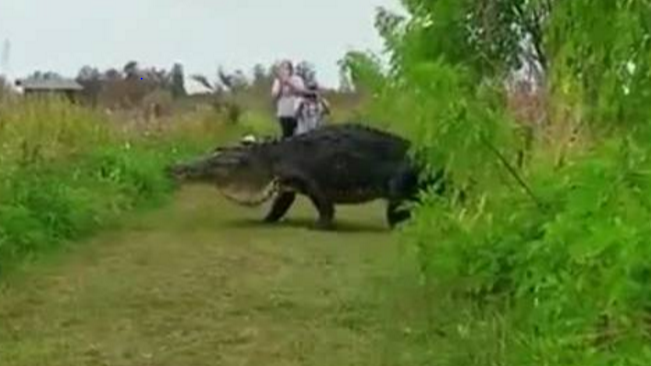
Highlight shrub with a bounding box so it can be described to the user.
[0,96,235,274]
[346,0,651,364]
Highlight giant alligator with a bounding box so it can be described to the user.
[167,123,445,230]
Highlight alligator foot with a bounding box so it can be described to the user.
[312,218,335,231]
[262,216,280,225]
[387,200,412,228]
[263,192,296,223]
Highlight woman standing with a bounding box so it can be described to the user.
[271,60,306,138]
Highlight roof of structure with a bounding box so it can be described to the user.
[16,77,83,91]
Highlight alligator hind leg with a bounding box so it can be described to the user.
[386,200,411,228]
[270,171,334,230]
[386,165,421,228]
[263,191,296,223]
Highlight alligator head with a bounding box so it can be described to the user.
[167,141,278,207]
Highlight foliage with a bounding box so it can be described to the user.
[75,61,180,109]
[0,76,14,101]
[545,1,651,131]
[170,63,187,99]
[368,0,553,84]
[0,97,233,275]
[72,58,367,129]
[190,71,243,125]
[346,0,651,364]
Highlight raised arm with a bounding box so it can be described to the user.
[271,78,282,99]
[287,76,309,95]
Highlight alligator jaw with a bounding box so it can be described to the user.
[215,178,280,207]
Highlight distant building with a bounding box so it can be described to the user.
[14,77,83,102]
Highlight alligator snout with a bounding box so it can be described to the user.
[165,164,186,181]
[164,164,176,178]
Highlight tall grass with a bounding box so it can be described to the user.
[343,1,651,364]
[0,96,243,275]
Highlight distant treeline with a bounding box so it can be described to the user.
[15,59,364,125]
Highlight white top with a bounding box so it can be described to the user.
[271,75,305,118]
[296,97,327,135]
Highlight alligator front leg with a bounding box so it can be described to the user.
[274,169,335,230]
[263,191,296,223]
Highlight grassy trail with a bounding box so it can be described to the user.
[0,186,429,366]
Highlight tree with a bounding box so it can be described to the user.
[337,61,355,93]
[374,0,553,83]
[76,66,102,106]
[191,69,244,124]
[252,63,267,85]
[26,70,63,80]
[170,62,186,99]
[0,75,13,101]
[103,68,121,81]
[338,51,386,95]
[217,66,248,93]
[190,74,223,94]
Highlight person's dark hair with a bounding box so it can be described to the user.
[279,60,294,74]
[304,81,318,97]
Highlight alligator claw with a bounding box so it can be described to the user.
[312,220,335,231]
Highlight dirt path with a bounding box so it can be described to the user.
[0,186,427,366]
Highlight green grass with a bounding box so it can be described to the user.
[0,95,436,365]
[0,187,430,366]
[0,97,254,275]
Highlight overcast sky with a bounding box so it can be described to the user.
[0,0,402,91]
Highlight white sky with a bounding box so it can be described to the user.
[0,0,403,92]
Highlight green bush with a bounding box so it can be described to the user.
[404,137,651,365]
[346,0,651,364]
[0,97,233,274]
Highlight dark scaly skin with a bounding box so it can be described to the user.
[168,123,444,230]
